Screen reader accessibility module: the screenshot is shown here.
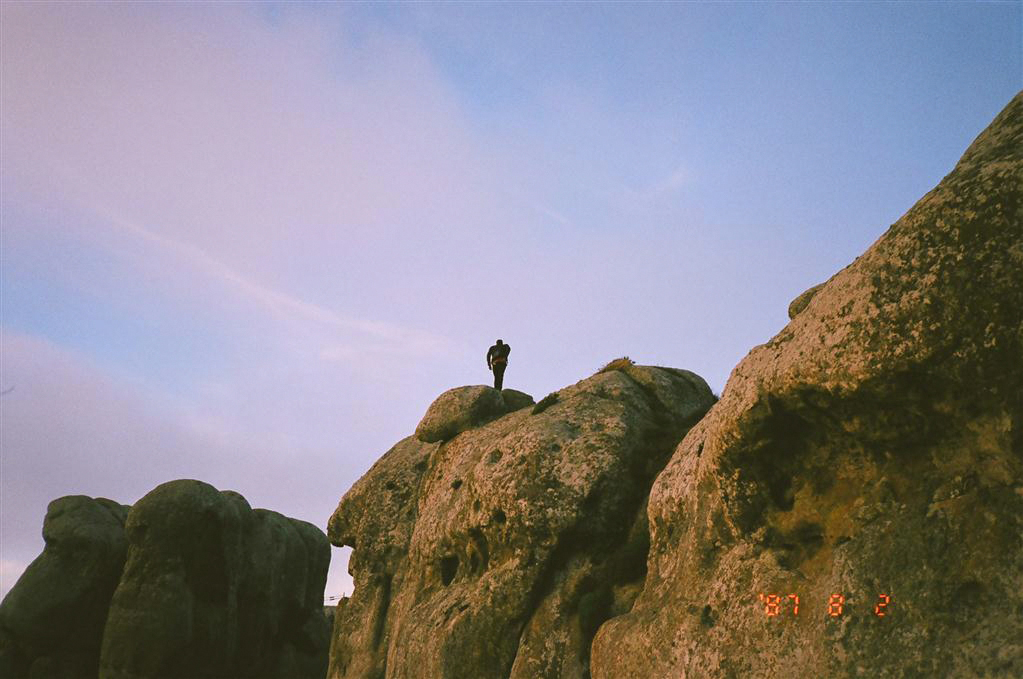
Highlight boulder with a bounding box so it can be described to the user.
[0,480,333,679]
[327,436,436,678]
[98,479,331,679]
[98,480,245,679]
[499,389,535,413]
[328,363,715,679]
[414,386,535,443]
[0,496,129,678]
[590,93,1023,677]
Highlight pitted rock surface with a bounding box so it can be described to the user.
[591,92,1023,678]
[328,364,715,679]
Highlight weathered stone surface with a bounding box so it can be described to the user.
[99,479,331,679]
[0,496,129,678]
[591,93,1023,677]
[414,386,535,443]
[0,480,332,679]
[327,435,437,678]
[328,363,715,679]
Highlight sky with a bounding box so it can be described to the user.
[1,1,1020,604]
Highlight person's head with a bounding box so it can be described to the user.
[496,339,503,345]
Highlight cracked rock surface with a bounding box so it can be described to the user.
[591,92,1023,678]
[327,365,715,679]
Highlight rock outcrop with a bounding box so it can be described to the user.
[0,496,129,678]
[0,480,331,679]
[415,386,535,443]
[328,364,715,679]
[327,92,1022,679]
[591,93,1023,677]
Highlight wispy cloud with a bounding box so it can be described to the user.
[647,165,693,196]
[65,189,457,361]
[2,2,476,365]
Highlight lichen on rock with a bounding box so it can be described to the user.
[591,92,1023,678]
[328,91,1023,679]
[327,364,715,679]
[787,281,825,319]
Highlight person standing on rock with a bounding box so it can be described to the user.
[486,339,511,390]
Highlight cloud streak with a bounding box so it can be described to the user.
[63,192,457,361]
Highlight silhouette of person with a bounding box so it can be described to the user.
[486,339,511,390]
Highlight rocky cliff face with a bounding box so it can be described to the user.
[327,367,716,679]
[0,480,331,679]
[591,93,1023,678]
[329,92,1022,679]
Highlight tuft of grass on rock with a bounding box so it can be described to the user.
[598,356,634,374]
[531,391,560,415]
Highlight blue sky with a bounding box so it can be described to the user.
[2,1,1020,602]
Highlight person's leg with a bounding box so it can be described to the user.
[494,364,505,390]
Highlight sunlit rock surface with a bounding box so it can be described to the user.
[591,92,1023,678]
[415,386,534,444]
[328,364,715,679]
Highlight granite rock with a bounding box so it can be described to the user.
[99,479,331,679]
[0,480,331,679]
[591,91,1023,679]
[414,386,535,444]
[0,496,129,678]
[328,364,715,679]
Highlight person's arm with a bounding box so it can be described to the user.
[486,348,492,370]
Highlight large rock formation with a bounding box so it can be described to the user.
[327,363,715,679]
[0,496,129,678]
[591,94,1023,676]
[0,480,331,679]
[100,479,331,679]
[327,92,1022,679]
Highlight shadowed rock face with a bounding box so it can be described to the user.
[591,93,1023,677]
[327,364,715,679]
[0,496,129,678]
[0,480,331,679]
[100,479,331,679]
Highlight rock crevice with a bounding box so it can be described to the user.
[328,365,716,679]
[328,91,1022,679]
[590,91,1023,679]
